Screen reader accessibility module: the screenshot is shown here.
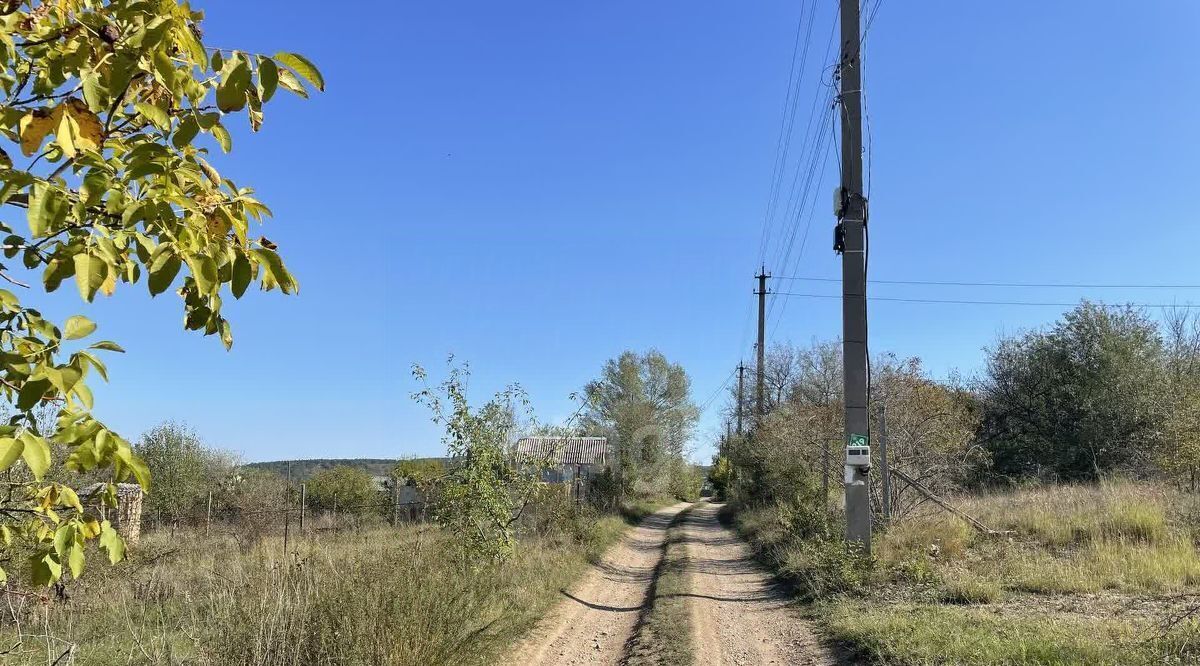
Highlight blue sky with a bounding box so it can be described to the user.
[46,1,1200,463]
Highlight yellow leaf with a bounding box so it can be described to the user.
[55,109,77,157]
[19,106,63,157]
[63,98,103,151]
[99,270,116,297]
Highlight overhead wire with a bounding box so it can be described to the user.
[769,292,1200,308]
[758,0,821,265]
[773,276,1200,289]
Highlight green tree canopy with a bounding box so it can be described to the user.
[305,465,379,515]
[0,0,320,585]
[134,421,233,525]
[978,302,1169,482]
[582,349,699,495]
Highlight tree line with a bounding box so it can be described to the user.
[715,302,1200,520]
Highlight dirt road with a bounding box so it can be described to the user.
[504,502,689,666]
[504,500,836,665]
[682,501,837,666]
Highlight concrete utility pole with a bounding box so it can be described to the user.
[755,268,770,427]
[736,362,746,436]
[836,0,871,552]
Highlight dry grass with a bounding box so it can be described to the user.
[963,481,1170,547]
[0,516,630,665]
[823,600,1200,666]
[732,481,1200,664]
[876,480,1198,595]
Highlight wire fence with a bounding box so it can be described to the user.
[139,484,431,547]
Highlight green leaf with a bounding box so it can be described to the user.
[257,57,278,102]
[276,69,308,99]
[53,523,74,557]
[148,251,182,296]
[73,382,94,410]
[211,123,232,153]
[89,341,126,353]
[191,254,218,295]
[116,447,151,490]
[28,183,67,238]
[17,378,50,410]
[152,49,176,93]
[20,432,51,481]
[0,437,23,472]
[30,551,61,587]
[216,57,251,113]
[79,351,108,382]
[172,115,200,149]
[134,102,170,131]
[274,52,324,92]
[73,252,109,302]
[231,251,251,298]
[220,319,233,350]
[63,315,96,340]
[58,486,83,512]
[82,71,108,112]
[67,542,85,579]
[99,521,126,564]
[252,248,298,294]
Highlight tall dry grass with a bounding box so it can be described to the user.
[0,515,626,665]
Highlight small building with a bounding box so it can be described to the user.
[80,483,144,546]
[515,437,611,500]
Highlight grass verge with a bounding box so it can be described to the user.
[626,503,695,666]
[729,481,1200,665]
[0,514,632,666]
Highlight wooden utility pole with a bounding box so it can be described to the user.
[736,362,746,436]
[837,0,871,552]
[755,269,770,427]
[205,491,212,538]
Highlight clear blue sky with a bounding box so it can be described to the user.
[49,1,1200,463]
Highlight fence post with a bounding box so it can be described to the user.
[390,482,398,527]
[822,440,830,506]
[205,491,212,537]
[300,483,307,533]
[283,463,292,555]
[880,403,891,523]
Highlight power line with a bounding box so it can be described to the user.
[773,276,1200,289]
[770,292,1200,308]
[698,366,738,413]
[759,0,821,264]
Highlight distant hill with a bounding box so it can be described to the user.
[245,458,447,481]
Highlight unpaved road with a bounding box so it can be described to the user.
[683,501,837,666]
[504,502,689,665]
[504,500,837,666]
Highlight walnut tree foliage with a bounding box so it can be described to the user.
[0,0,321,585]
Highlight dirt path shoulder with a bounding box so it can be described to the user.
[503,502,690,666]
[682,501,838,666]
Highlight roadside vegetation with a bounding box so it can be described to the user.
[0,500,630,665]
[0,347,703,663]
[714,303,1200,664]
